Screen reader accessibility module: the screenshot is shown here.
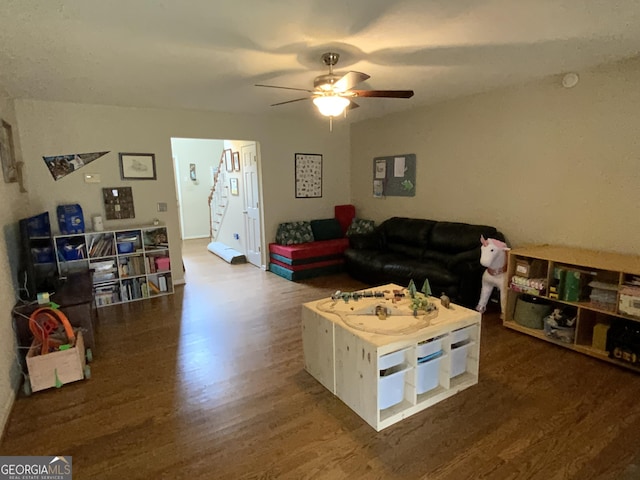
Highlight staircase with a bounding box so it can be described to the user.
[207,151,230,242]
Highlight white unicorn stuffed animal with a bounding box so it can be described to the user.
[476,235,510,317]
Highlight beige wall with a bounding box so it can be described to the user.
[0,92,30,434]
[14,100,352,277]
[351,57,640,255]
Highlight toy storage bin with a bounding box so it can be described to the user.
[416,336,444,359]
[416,353,445,394]
[117,242,134,254]
[450,341,475,378]
[379,365,409,409]
[378,348,409,410]
[450,326,473,345]
[155,257,171,271]
[379,349,407,370]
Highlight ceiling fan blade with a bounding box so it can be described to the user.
[270,97,310,106]
[351,89,414,98]
[255,84,314,93]
[333,71,370,92]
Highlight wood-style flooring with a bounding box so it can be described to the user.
[2,238,640,479]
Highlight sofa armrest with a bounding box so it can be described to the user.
[348,232,384,250]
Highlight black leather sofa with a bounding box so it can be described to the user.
[344,217,505,308]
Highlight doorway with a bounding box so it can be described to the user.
[171,137,264,268]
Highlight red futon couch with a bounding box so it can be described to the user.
[268,205,355,281]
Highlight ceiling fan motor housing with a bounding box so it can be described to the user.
[314,74,341,91]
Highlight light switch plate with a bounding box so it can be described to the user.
[84,173,101,183]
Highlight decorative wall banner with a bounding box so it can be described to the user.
[43,151,109,181]
[295,153,322,198]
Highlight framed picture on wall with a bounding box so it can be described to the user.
[230,177,239,196]
[224,149,233,172]
[295,153,322,198]
[119,153,157,180]
[232,151,240,172]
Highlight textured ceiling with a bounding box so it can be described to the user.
[1,0,639,122]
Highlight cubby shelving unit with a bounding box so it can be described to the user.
[54,226,173,308]
[504,244,640,372]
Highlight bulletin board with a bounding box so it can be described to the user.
[372,154,416,197]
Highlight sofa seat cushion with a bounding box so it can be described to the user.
[269,238,349,261]
[381,259,458,286]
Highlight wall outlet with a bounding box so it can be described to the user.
[157,202,167,212]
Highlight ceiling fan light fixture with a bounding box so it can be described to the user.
[313,95,350,117]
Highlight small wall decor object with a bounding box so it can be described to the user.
[224,149,233,172]
[189,163,197,181]
[43,151,110,181]
[230,177,239,196]
[0,119,17,183]
[295,153,322,198]
[372,154,416,197]
[103,187,135,220]
[232,151,241,172]
[119,153,156,180]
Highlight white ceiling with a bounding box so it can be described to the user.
[1,0,639,122]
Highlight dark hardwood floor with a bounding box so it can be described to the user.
[2,238,640,479]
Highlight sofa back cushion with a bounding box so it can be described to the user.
[334,204,356,236]
[310,218,343,241]
[276,221,315,245]
[429,222,499,253]
[346,218,376,237]
[380,217,436,247]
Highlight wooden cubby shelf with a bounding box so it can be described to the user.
[504,244,640,373]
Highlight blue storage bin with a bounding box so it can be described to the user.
[117,242,134,254]
[57,204,85,234]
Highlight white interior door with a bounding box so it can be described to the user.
[242,143,261,267]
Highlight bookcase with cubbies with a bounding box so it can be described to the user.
[504,244,640,372]
[54,226,173,308]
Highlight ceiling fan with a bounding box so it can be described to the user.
[255,52,414,119]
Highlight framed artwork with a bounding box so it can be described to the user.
[232,151,240,172]
[295,153,322,198]
[0,120,17,183]
[224,149,233,172]
[119,153,157,180]
[103,187,135,220]
[230,177,239,196]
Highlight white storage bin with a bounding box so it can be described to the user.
[450,326,473,345]
[416,354,445,394]
[379,349,407,370]
[378,366,409,410]
[416,336,444,359]
[450,341,475,378]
